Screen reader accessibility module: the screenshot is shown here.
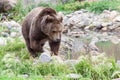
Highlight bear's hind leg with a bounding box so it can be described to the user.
[25,39,38,57]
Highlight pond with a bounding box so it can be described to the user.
[96,41,120,61]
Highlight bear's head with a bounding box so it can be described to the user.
[39,8,63,42]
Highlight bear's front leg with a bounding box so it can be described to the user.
[30,40,45,57]
[49,40,61,55]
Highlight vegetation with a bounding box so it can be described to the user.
[7,0,120,22]
[0,39,119,79]
[1,0,120,79]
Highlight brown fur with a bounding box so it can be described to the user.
[22,7,63,57]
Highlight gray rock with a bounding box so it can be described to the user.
[101,22,113,27]
[76,20,90,28]
[109,36,120,44]
[110,11,119,20]
[74,10,83,14]
[51,56,63,63]
[81,9,88,13]
[113,78,120,80]
[1,21,21,28]
[113,15,120,22]
[66,73,81,79]
[23,0,62,7]
[0,37,7,46]
[0,0,17,12]
[92,21,102,30]
[64,60,78,66]
[63,16,69,26]
[10,32,17,37]
[117,60,120,65]
[89,37,99,51]
[1,32,9,37]
[39,52,51,63]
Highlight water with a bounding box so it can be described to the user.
[96,41,120,61]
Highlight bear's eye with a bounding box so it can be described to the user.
[52,31,56,33]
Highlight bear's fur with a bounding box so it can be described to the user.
[22,7,63,57]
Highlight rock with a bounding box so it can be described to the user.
[110,11,119,20]
[76,20,90,28]
[23,0,62,7]
[89,37,99,51]
[108,25,117,30]
[1,32,9,37]
[113,15,120,22]
[61,0,70,4]
[10,32,17,37]
[102,27,107,31]
[81,9,88,13]
[64,60,78,66]
[39,52,51,63]
[0,37,7,46]
[92,21,102,30]
[66,73,81,79]
[117,60,120,65]
[63,16,69,26]
[89,51,100,56]
[72,38,85,54]
[0,0,17,12]
[51,56,63,64]
[74,10,83,14]
[17,74,29,78]
[113,78,120,80]
[1,20,21,28]
[101,22,113,27]
[109,36,120,44]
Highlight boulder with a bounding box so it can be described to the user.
[66,73,81,79]
[0,0,17,12]
[39,51,51,63]
[0,37,7,46]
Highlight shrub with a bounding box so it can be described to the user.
[75,58,120,80]
[64,1,90,11]
[87,0,120,13]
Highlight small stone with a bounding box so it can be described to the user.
[92,21,102,30]
[1,32,9,37]
[74,10,83,14]
[51,56,63,64]
[66,73,81,79]
[39,52,51,63]
[110,11,119,20]
[102,27,107,31]
[0,37,7,46]
[117,60,120,65]
[10,32,17,37]
[113,78,120,80]
[101,22,113,27]
[90,51,100,56]
[113,15,120,22]
[89,37,99,51]
[64,60,78,66]
[109,36,120,44]
[0,0,17,12]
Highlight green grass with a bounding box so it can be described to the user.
[1,0,120,79]
[0,38,119,79]
[7,0,120,23]
[87,0,120,13]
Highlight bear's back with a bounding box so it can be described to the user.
[22,7,45,38]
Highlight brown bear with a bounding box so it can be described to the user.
[22,7,63,57]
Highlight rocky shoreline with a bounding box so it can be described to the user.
[0,9,120,60]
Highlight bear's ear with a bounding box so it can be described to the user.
[58,16,63,22]
[57,12,63,22]
[39,8,56,17]
[45,15,54,23]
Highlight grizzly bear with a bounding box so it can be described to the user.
[22,7,63,57]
